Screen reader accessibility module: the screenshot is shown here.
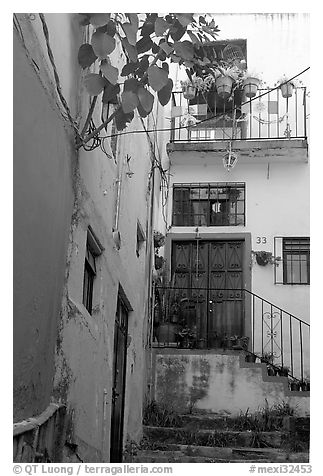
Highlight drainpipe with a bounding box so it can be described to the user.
[112,158,125,250]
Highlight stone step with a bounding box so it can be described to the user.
[176,413,286,431]
[134,448,309,463]
[143,425,283,448]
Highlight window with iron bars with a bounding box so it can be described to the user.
[172,183,246,227]
[283,238,310,285]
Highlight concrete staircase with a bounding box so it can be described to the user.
[132,413,309,463]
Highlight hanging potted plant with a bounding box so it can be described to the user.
[252,251,282,267]
[275,75,302,99]
[214,66,240,99]
[180,79,197,100]
[242,70,262,98]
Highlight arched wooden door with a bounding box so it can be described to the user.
[171,240,244,345]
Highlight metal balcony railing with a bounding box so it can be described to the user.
[170,87,308,143]
[153,286,310,382]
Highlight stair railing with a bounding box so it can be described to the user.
[153,286,310,382]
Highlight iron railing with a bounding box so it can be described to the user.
[13,403,66,462]
[170,87,308,142]
[153,286,310,382]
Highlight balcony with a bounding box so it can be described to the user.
[170,87,308,144]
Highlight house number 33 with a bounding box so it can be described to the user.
[256,237,267,244]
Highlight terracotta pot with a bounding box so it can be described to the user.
[182,84,196,100]
[156,323,178,344]
[280,82,294,98]
[243,77,260,98]
[290,382,301,391]
[215,75,233,99]
[245,353,257,363]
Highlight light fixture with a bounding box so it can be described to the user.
[223,148,238,171]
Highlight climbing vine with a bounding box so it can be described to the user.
[77,13,222,148]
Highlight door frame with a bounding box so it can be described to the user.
[165,232,252,342]
[109,286,132,462]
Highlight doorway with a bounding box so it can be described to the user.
[110,295,129,462]
[171,240,245,345]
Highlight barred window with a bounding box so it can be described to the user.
[172,183,245,227]
[82,227,104,314]
[283,238,310,285]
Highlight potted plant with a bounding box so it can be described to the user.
[300,378,310,391]
[232,335,249,350]
[242,70,262,98]
[209,332,223,349]
[180,79,197,100]
[278,366,289,377]
[245,352,257,363]
[290,380,301,391]
[178,326,197,348]
[214,66,240,99]
[275,75,302,98]
[252,251,282,267]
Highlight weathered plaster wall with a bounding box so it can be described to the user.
[13,27,75,421]
[154,350,309,417]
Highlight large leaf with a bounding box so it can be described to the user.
[169,19,186,41]
[89,14,110,27]
[100,61,119,85]
[78,43,97,69]
[106,20,117,37]
[147,66,168,92]
[121,61,139,77]
[141,13,158,37]
[187,30,200,44]
[174,41,194,60]
[122,22,138,46]
[102,82,120,104]
[124,78,139,93]
[136,55,150,78]
[154,17,170,37]
[136,36,154,54]
[84,73,105,95]
[137,102,149,118]
[79,14,91,26]
[115,108,134,131]
[91,31,115,58]
[159,41,174,55]
[121,91,139,113]
[157,78,173,106]
[175,13,194,27]
[121,38,138,63]
[127,13,139,30]
[137,87,154,113]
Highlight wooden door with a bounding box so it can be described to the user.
[110,297,128,462]
[172,240,244,344]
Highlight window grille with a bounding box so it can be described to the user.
[274,237,310,285]
[172,183,245,227]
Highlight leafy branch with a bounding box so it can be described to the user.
[76,13,221,149]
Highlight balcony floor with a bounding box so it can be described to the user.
[167,139,308,164]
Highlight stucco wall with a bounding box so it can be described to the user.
[13,28,75,421]
[166,157,310,323]
[154,350,309,417]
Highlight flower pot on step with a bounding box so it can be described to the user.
[290,382,301,391]
[215,76,233,99]
[245,353,257,363]
[267,366,276,376]
[156,323,178,344]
